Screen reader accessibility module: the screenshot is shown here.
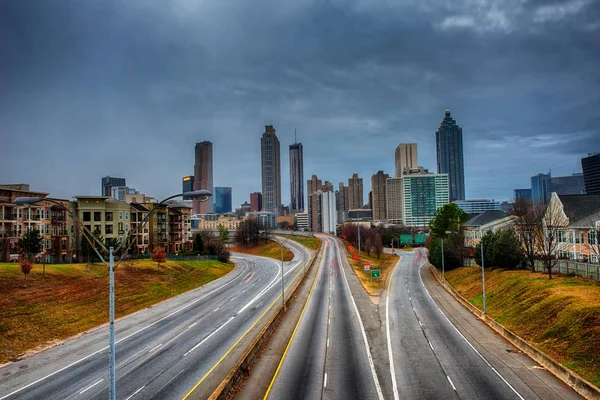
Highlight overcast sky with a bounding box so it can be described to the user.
[1,0,599,208]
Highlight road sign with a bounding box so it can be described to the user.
[371,269,381,279]
[364,264,370,271]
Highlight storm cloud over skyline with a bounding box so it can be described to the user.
[1,0,599,207]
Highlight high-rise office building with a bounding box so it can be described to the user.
[403,172,449,227]
[111,186,138,201]
[549,173,586,196]
[386,177,404,223]
[453,199,501,214]
[250,192,262,212]
[308,191,337,234]
[582,153,600,195]
[371,171,389,220]
[182,176,194,200]
[101,176,126,197]
[436,110,465,201]
[531,172,551,206]
[261,125,281,214]
[514,188,532,202]
[348,173,363,210]
[214,187,232,214]
[395,143,418,177]
[337,182,349,223]
[194,141,214,214]
[289,141,304,212]
[307,175,323,196]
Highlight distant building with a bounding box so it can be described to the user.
[348,209,372,221]
[531,172,551,206]
[235,201,252,219]
[582,153,600,195]
[246,211,276,230]
[395,143,418,177]
[182,176,194,200]
[250,192,262,212]
[550,173,586,196]
[289,141,304,212]
[125,193,156,204]
[214,187,232,214]
[110,186,138,201]
[436,110,465,201]
[296,211,309,231]
[514,188,532,202]
[371,171,389,221]
[307,175,323,196]
[308,191,337,234]
[323,181,334,192]
[386,177,404,223]
[402,172,449,227]
[348,173,363,210]
[454,199,501,215]
[337,182,349,223]
[101,176,126,197]
[261,125,282,214]
[463,210,516,248]
[194,141,214,214]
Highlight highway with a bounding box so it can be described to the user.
[386,249,581,400]
[0,240,310,400]
[266,235,383,400]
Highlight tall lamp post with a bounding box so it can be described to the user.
[278,229,299,311]
[14,190,211,400]
[475,227,487,314]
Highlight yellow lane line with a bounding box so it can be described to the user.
[262,243,326,399]
[182,256,313,400]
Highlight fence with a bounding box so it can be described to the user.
[462,257,600,280]
[167,255,219,261]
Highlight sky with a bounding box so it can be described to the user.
[1,0,599,208]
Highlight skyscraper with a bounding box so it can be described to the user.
[531,172,551,206]
[193,141,214,214]
[549,174,586,196]
[386,177,404,223]
[395,143,418,177]
[261,125,281,214]
[514,188,532,202]
[337,182,349,223]
[289,140,304,212]
[250,192,262,212]
[182,176,194,200]
[307,175,323,196]
[348,173,363,210]
[402,172,449,227]
[582,153,600,195]
[214,187,232,214]
[436,110,465,201]
[371,171,389,220]
[101,176,126,197]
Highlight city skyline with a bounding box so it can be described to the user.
[1,1,598,208]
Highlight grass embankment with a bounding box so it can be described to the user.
[445,267,600,386]
[231,239,294,261]
[345,243,399,296]
[288,236,321,251]
[0,259,233,364]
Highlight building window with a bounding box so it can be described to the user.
[119,212,123,220]
[118,222,123,232]
[105,212,113,221]
[125,224,128,232]
[18,208,22,218]
[557,230,567,243]
[125,212,129,220]
[46,240,51,250]
[105,225,113,235]
[589,230,598,246]
[83,212,91,222]
[71,225,74,234]
[94,212,102,222]
[46,210,50,219]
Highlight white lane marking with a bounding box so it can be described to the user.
[124,385,145,400]
[386,259,401,400]
[332,237,384,400]
[328,318,331,325]
[324,373,328,388]
[429,342,434,351]
[79,379,103,394]
[447,376,457,391]
[0,261,252,400]
[148,343,162,353]
[418,320,423,327]
[184,316,235,357]
[327,338,330,347]
[189,322,197,328]
[417,260,526,400]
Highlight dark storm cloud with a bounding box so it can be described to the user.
[1,0,599,205]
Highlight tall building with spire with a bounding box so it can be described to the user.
[261,125,281,214]
[289,131,304,212]
[193,141,214,214]
[436,110,465,201]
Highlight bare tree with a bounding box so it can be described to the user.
[535,200,569,279]
[511,198,544,271]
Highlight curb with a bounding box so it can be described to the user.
[208,242,323,400]
[429,264,600,400]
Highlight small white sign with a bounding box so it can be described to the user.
[364,264,371,271]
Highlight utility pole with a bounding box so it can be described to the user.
[109,247,116,400]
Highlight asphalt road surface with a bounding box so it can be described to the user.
[0,240,310,400]
[266,235,383,400]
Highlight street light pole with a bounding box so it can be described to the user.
[441,237,445,281]
[108,247,116,400]
[481,240,487,314]
[279,230,298,311]
[357,221,361,257]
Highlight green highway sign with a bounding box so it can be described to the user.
[371,269,381,279]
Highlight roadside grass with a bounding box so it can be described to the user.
[0,259,233,364]
[288,236,321,251]
[230,239,294,261]
[445,267,600,386]
[344,242,399,296]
